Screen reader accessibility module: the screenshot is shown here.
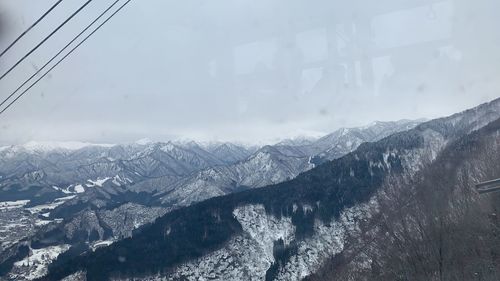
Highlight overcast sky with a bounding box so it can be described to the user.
[0,0,498,145]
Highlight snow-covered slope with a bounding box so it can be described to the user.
[205,143,253,164]
[9,245,71,280]
[153,120,422,209]
[4,141,115,154]
[39,98,500,281]
[156,201,375,281]
[0,119,421,211]
[0,118,426,281]
[0,117,430,281]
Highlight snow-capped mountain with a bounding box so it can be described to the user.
[275,136,318,146]
[0,119,425,281]
[205,143,253,164]
[301,119,425,161]
[3,141,115,154]
[0,141,222,204]
[0,120,421,209]
[151,119,422,210]
[36,98,500,281]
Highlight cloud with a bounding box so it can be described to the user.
[0,0,498,144]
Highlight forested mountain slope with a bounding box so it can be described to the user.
[307,113,500,281]
[40,98,500,281]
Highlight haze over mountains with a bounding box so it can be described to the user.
[0,119,421,206]
[35,98,500,281]
[1,102,500,281]
[0,119,422,280]
[1,0,499,280]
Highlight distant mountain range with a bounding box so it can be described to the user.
[0,119,427,280]
[0,119,421,207]
[27,97,500,281]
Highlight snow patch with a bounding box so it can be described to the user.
[276,199,377,280]
[91,240,115,251]
[26,196,76,214]
[87,177,111,187]
[74,184,85,193]
[112,175,125,186]
[161,204,295,281]
[160,143,176,152]
[0,200,30,210]
[52,186,73,194]
[10,245,70,280]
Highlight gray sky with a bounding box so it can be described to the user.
[0,0,499,145]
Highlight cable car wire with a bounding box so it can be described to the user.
[0,0,133,116]
[0,0,121,110]
[0,0,93,81]
[0,0,64,58]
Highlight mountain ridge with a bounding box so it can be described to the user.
[38,98,500,280]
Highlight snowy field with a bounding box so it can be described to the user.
[9,245,71,280]
[0,200,30,210]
